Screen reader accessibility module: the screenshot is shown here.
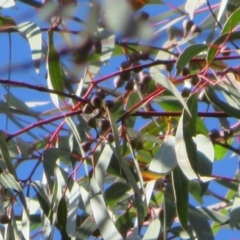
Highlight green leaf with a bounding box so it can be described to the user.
[185,0,206,19]
[47,29,64,107]
[207,31,240,65]
[142,217,161,240]
[0,0,15,8]
[0,172,21,192]
[0,132,16,177]
[176,44,208,75]
[77,215,98,240]
[105,182,130,207]
[172,167,189,229]
[17,22,42,74]
[90,177,123,240]
[57,196,68,233]
[95,144,113,193]
[194,134,214,194]
[149,135,177,174]
[175,94,199,180]
[221,7,240,35]
[115,211,135,238]
[230,193,240,229]
[206,86,240,119]
[42,148,69,189]
[127,128,163,145]
[150,67,191,116]
[66,181,80,237]
[189,205,214,240]
[198,207,229,224]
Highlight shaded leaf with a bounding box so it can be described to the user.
[207,31,240,65]
[176,44,207,75]
[172,167,189,229]
[206,86,240,119]
[17,22,42,74]
[47,29,64,107]
[230,193,240,229]
[189,205,214,240]
[105,182,130,207]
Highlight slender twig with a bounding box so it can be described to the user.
[6,109,82,141]
[0,79,88,103]
[131,111,229,118]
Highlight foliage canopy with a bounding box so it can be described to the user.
[0,0,240,239]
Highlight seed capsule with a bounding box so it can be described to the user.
[99,119,111,135]
[83,103,94,114]
[87,117,97,129]
[90,96,103,109]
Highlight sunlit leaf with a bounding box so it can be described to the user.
[189,205,214,240]
[150,67,191,115]
[0,0,15,8]
[185,0,206,20]
[175,94,199,181]
[17,22,42,74]
[149,135,177,174]
[90,177,123,240]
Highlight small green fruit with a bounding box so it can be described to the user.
[99,119,111,135]
[94,39,102,54]
[114,76,125,88]
[125,78,134,91]
[182,19,194,37]
[190,76,200,86]
[190,24,201,35]
[220,46,231,57]
[209,129,220,140]
[106,133,114,143]
[182,68,190,76]
[139,50,150,60]
[134,11,150,21]
[87,117,97,129]
[129,51,141,63]
[80,142,92,152]
[0,215,10,224]
[90,96,103,109]
[93,109,104,118]
[181,87,191,97]
[83,103,94,114]
[105,100,114,109]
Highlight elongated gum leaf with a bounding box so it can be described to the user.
[17,22,42,74]
[175,94,199,181]
[150,67,191,116]
[47,29,64,107]
[176,44,207,75]
[90,177,123,240]
[207,32,240,65]
[221,7,240,35]
[172,167,189,229]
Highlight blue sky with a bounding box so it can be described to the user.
[0,0,240,239]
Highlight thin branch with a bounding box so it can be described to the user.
[0,79,88,103]
[6,109,82,141]
[131,111,229,118]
